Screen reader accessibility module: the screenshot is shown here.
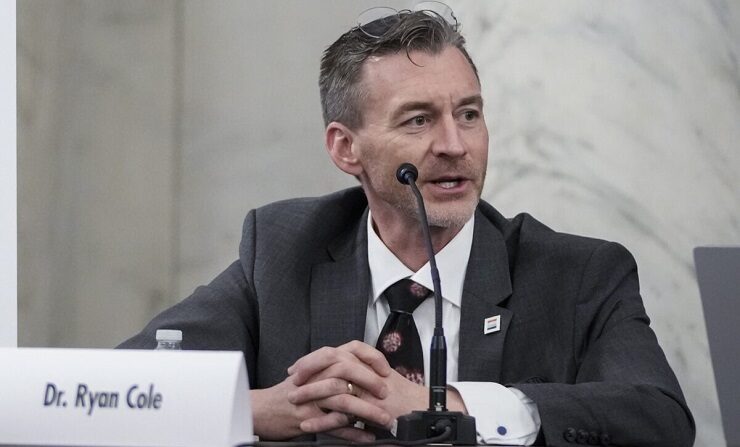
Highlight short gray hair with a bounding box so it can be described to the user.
[319,10,478,129]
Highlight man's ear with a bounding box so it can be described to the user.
[325,122,363,176]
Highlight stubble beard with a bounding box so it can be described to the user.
[371,174,482,231]
[419,164,486,229]
[424,192,481,229]
[359,142,486,231]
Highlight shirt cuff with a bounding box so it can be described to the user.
[449,382,541,445]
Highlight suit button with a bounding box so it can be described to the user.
[600,433,610,446]
[588,431,599,445]
[563,427,577,442]
[577,429,589,444]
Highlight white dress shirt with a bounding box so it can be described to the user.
[363,212,541,445]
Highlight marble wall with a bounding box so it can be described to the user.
[18,1,738,446]
[0,1,16,348]
[18,1,179,347]
[453,3,738,446]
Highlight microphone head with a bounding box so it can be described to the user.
[396,163,418,185]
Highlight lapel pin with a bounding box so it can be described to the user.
[483,315,501,335]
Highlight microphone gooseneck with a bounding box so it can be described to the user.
[393,163,476,445]
[396,163,447,342]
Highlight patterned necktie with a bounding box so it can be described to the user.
[376,278,432,385]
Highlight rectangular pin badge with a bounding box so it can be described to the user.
[483,315,501,335]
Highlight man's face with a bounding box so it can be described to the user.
[351,46,489,230]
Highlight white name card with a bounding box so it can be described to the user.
[0,348,253,447]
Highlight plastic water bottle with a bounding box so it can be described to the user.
[155,329,182,350]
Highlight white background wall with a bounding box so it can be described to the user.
[17,1,739,445]
[1,0,17,348]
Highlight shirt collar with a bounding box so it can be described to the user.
[366,211,475,308]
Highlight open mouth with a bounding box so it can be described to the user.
[431,178,466,189]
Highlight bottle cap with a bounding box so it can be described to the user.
[156,329,182,342]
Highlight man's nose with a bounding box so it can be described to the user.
[431,116,466,157]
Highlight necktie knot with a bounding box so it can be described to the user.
[384,279,432,314]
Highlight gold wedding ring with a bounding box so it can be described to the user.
[347,381,358,396]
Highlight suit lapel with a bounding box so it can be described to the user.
[457,210,514,382]
[310,209,370,350]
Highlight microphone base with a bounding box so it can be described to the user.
[396,410,476,445]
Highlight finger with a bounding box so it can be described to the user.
[317,393,393,429]
[306,360,387,400]
[289,348,388,400]
[339,340,392,377]
[326,427,375,443]
[288,377,351,405]
[298,410,351,434]
[288,346,356,385]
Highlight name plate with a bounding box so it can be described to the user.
[0,348,252,446]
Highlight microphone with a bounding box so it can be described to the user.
[393,163,477,445]
[396,163,418,184]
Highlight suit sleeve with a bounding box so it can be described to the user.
[118,210,260,388]
[514,242,695,447]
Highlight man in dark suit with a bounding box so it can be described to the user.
[120,8,694,446]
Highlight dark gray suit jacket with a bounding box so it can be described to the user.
[120,187,694,446]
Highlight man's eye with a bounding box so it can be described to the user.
[462,110,479,121]
[407,116,428,127]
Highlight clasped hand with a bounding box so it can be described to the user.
[251,340,428,442]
